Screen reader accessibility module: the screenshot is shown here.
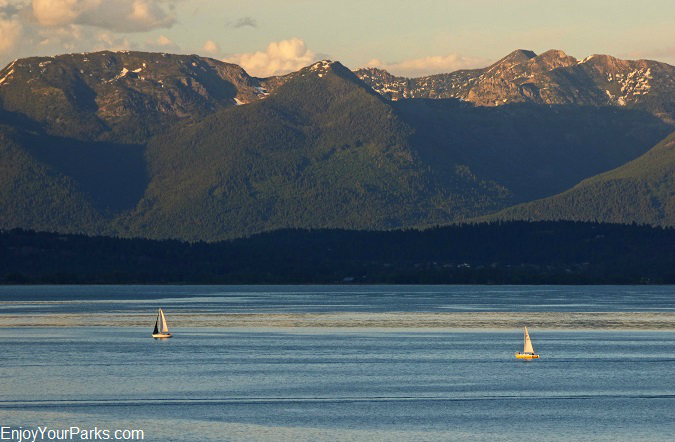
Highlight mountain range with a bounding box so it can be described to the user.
[356,49,674,121]
[0,49,673,241]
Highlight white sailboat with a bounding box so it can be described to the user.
[515,326,539,359]
[152,308,173,339]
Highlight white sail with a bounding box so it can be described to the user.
[523,326,535,354]
[159,308,169,333]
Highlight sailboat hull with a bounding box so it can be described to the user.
[515,353,539,360]
[152,333,173,339]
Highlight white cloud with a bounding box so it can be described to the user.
[37,24,83,49]
[0,0,21,53]
[144,34,180,52]
[0,17,21,52]
[225,38,320,77]
[366,53,488,77]
[34,23,139,53]
[202,39,220,56]
[31,0,176,33]
[96,32,133,51]
[157,35,172,46]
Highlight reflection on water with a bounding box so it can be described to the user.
[0,286,674,441]
[0,328,673,441]
[1,285,673,329]
[0,285,674,313]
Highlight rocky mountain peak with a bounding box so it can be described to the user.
[538,49,572,60]
[531,49,578,69]
[308,60,355,78]
[354,49,674,119]
[283,60,364,88]
[494,49,538,67]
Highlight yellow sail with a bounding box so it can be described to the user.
[523,326,534,354]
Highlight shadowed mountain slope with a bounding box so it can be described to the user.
[487,131,675,226]
[0,125,105,233]
[394,99,671,202]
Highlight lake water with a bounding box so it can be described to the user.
[1,285,674,312]
[0,286,674,441]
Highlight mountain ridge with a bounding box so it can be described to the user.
[0,48,673,240]
[355,49,675,122]
[1,48,673,145]
[0,50,279,143]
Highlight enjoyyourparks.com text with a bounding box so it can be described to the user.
[1,427,144,442]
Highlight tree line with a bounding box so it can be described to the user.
[1,221,674,285]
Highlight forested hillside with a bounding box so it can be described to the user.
[490,132,675,226]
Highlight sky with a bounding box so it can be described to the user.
[0,0,673,77]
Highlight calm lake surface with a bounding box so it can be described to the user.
[0,285,674,441]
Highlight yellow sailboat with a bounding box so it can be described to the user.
[515,326,539,359]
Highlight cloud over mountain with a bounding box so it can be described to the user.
[0,16,20,52]
[0,1,20,52]
[31,0,176,32]
[367,53,488,77]
[143,34,180,52]
[224,38,320,77]
[202,40,220,55]
[0,0,179,60]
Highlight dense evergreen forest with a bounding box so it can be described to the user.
[1,221,674,285]
[491,132,675,226]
